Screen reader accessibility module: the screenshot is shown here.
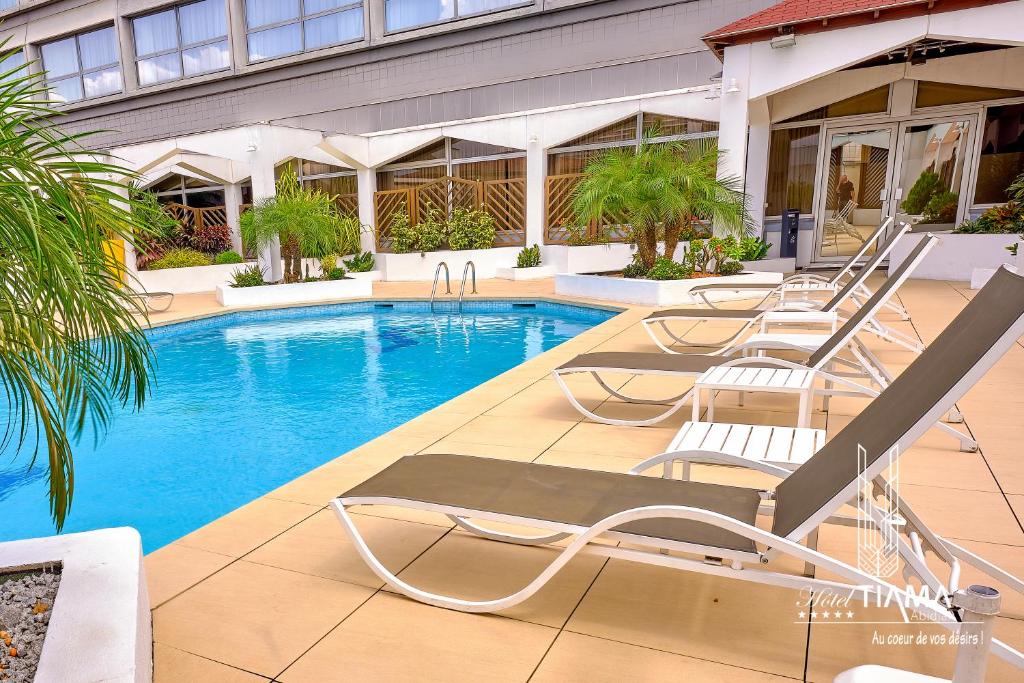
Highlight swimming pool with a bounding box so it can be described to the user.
[0,300,614,552]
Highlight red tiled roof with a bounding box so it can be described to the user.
[705,0,929,40]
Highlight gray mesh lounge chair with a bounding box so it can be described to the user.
[642,223,919,352]
[331,266,1024,673]
[554,236,962,442]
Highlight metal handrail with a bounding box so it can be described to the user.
[430,262,451,312]
[458,261,477,312]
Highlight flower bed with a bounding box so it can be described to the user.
[216,276,373,307]
[555,271,784,306]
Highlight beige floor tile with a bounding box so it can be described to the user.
[154,560,374,677]
[264,459,395,507]
[447,414,576,449]
[385,529,606,627]
[244,509,448,587]
[552,420,677,458]
[154,643,269,683]
[175,497,320,558]
[531,631,796,683]
[420,438,546,462]
[565,560,808,678]
[278,592,557,683]
[145,543,234,608]
[898,484,1024,546]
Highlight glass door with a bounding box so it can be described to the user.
[814,125,898,262]
[892,116,976,232]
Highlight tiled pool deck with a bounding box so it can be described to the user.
[144,277,1024,682]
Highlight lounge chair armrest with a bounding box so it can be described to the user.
[718,340,814,357]
[770,300,825,312]
[630,449,792,479]
[760,311,836,325]
[780,273,831,285]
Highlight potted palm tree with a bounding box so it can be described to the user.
[220,169,372,306]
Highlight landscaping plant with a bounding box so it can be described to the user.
[0,47,154,529]
[572,135,751,270]
[902,171,943,215]
[131,187,180,269]
[646,257,692,280]
[955,172,1024,234]
[343,251,375,272]
[516,244,542,268]
[214,250,244,264]
[148,248,213,270]
[447,207,496,250]
[229,264,266,287]
[241,168,351,282]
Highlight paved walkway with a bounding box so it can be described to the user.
[143,277,1024,682]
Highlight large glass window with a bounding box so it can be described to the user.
[385,0,525,32]
[151,174,225,208]
[41,27,121,103]
[766,126,821,216]
[780,85,890,124]
[975,103,1024,205]
[133,0,229,86]
[276,158,359,214]
[246,0,363,62]
[916,82,1024,109]
[0,50,26,83]
[0,1,16,11]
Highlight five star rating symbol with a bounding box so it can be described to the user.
[795,609,857,621]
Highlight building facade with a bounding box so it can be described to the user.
[6,0,1023,276]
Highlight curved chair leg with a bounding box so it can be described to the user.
[553,371,693,427]
[642,319,751,353]
[448,516,570,546]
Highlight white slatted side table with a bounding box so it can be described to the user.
[693,365,817,427]
[669,420,826,469]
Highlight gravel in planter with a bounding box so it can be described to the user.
[0,568,60,682]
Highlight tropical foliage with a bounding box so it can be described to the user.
[572,136,751,269]
[343,251,375,272]
[229,264,266,288]
[955,171,1024,234]
[214,250,244,264]
[148,248,213,270]
[0,48,153,529]
[241,169,356,282]
[516,244,542,268]
[388,206,496,253]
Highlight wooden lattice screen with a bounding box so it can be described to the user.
[544,174,630,245]
[373,176,525,251]
[334,193,359,218]
[162,203,228,232]
[483,179,527,246]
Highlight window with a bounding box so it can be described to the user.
[152,174,225,208]
[275,159,359,215]
[974,103,1024,205]
[385,0,525,32]
[765,126,821,216]
[376,139,524,190]
[0,1,16,11]
[780,85,890,123]
[916,81,1024,109]
[41,27,121,103]
[245,0,363,62]
[0,50,26,83]
[133,0,229,86]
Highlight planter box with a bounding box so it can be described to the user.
[544,242,688,275]
[216,277,372,307]
[888,233,1019,281]
[0,528,151,682]
[376,247,520,281]
[134,262,249,294]
[345,270,382,282]
[495,265,556,280]
[740,257,796,273]
[555,271,784,306]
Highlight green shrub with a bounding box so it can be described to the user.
[647,257,692,280]
[343,251,375,272]
[922,191,959,224]
[417,209,447,251]
[447,208,496,250]
[955,202,1024,234]
[621,260,648,279]
[516,244,541,268]
[147,248,212,270]
[737,236,770,261]
[214,250,243,264]
[389,210,416,253]
[230,264,265,287]
[903,171,942,215]
[325,267,347,281]
[718,260,744,276]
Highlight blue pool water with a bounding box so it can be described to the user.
[0,300,613,552]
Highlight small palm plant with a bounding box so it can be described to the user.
[241,169,359,282]
[0,46,153,529]
[572,135,751,270]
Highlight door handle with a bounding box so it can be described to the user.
[893,188,904,200]
[880,188,888,201]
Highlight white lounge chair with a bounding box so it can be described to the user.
[643,222,918,353]
[331,266,1024,674]
[552,235,959,442]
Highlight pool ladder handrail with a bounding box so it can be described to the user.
[430,262,451,312]
[458,261,477,311]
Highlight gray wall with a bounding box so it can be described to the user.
[47,0,775,148]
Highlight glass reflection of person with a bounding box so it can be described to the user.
[836,174,856,216]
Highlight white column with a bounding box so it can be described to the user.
[249,151,282,282]
[744,100,771,235]
[223,182,243,254]
[524,115,546,249]
[356,167,377,254]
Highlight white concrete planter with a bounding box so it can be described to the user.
[495,265,556,280]
[555,271,784,306]
[544,242,688,274]
[888,233,1019,281]
[740,257,796,273]
[215,277,372,307]
[0,527,151,683]
[376,247,520,281]
[134,262,248,294]
[345,270,382,282]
